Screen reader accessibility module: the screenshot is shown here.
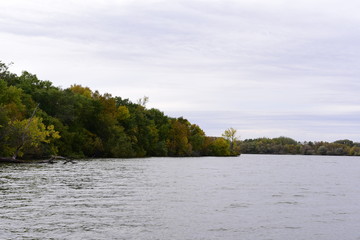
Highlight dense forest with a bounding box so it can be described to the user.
[0,61,240,160]
[239,137,360,156]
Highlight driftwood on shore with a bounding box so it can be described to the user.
[0,156,76,164]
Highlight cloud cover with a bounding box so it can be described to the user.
[1,0,360,141]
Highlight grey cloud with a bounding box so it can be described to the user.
[2,0,360,140]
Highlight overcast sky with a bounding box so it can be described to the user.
[1,0,360,141]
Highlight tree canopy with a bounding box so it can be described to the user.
[0,61,240,159]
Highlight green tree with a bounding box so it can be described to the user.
[188,124,206,156]
[167,119,192,156]
[317,145,328,155]
[209,137,230,156]
[0,81,27,120]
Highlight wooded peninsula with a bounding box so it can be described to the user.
[0,62,240,160]
[1,61,359,161]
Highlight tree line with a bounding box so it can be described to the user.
[239,137,360,156]
[0,61,240,159]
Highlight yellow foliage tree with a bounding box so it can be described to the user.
[117,106,130,121]
[222,127,240,155]
[6,117,60,159]
[69,84,92,98]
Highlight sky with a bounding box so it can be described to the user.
[1,0,360,141]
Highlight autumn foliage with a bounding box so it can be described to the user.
[0,62,239,159]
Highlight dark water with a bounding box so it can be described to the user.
[1,155,360,240]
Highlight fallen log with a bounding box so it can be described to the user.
[0,156,76,164]
[0,157,25,163]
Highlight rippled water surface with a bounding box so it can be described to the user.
[1,155,360,240]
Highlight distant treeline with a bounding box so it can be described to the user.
[0,61,240,159]
[240,137,360,156]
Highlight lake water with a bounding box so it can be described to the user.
[1,155,360,240]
